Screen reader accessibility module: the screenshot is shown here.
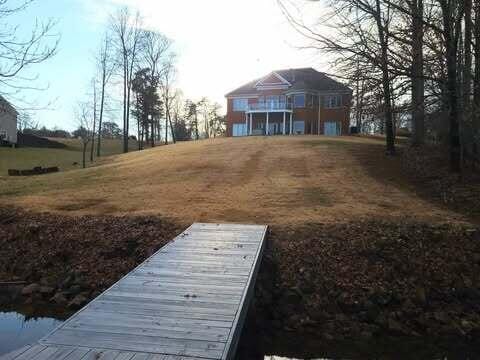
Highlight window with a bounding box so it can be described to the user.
[325,95,342,108]
[266,95,279,108]
[293,121,305,134]
[232,123,247,137]
[287,96,293,108]
[293,94,305,108]
[232,98,248,111]
[306,94,314,108]
[0,130,6,140]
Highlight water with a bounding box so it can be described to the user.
[1,308,479,359]
[0,310,63,356]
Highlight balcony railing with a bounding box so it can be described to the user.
[247,102,292,111]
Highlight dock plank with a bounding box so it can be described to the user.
[3,223,267,360]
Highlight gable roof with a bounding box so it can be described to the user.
[0,95,18,115]
[225,67,351,97]
[255,71,291,88]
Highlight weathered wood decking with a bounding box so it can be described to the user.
[1,223,267,360]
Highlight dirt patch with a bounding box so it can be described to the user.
[55,198,105,211]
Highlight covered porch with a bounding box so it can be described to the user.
[244,109,295,136]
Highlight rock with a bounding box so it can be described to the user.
[415,286,427,305]
[360,330,373,339]
[50,292,68,305]
[67,285,83,296]
[39,277,51,286]
[21,283,40,296]
[388,318,404,334]
[299,280,315,294]
[433,311,448,323]
[68,294,88,309]
[61,274,75,289]
[322,332,334,341]
[39,286,55,296]
[370,290,392,306]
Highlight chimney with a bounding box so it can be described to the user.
[291,69,295,83]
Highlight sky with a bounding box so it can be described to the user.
[9,0,327,131]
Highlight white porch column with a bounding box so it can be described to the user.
[245,112,248,136]
[249,113,253,135]
[266,112,269,136]
[289,112,293,135]
[283,112,286,135]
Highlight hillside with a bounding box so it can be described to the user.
[0,138,139,175]
[1,135,480,355]
[0,136,464,225]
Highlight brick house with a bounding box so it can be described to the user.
[225,68,352,137]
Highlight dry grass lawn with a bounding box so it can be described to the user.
[0,138,139,175]
[0,136,466,225]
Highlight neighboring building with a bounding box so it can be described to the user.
[225,68,352,137]
[0,96,18,145]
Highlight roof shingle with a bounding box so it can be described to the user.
[225,67,351,97]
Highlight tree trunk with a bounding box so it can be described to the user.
[375,0,395,155]
[90,84,97,163]
[151,117,155,148]
[474,0,480,162]
[411,0,425,146]
[165,116,168,145]
[442,4,462,172]
[82,142,87,169]
[123,60,128,153]
[166,100,176,144]
[125,79,131,153]
[97,77,106,157]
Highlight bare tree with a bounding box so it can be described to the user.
[74,101,94,169]
[110,7,144,153]
[17,111,37,132]
[90,79,97,163]
[160,55,177,144]
[143,31,172,145]
[279,0,397,154]
[0,0,59,96]
[96,33,116,157]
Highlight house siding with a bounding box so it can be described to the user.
[0,107,17,144]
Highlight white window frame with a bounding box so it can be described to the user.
[0,129,7,140]
[324,95,342,108]
[232,98,249,112]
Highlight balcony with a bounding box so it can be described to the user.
[246,102,292,112]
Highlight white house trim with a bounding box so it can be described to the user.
[255,71,292,88]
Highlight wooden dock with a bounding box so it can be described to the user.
[1,223,267,360]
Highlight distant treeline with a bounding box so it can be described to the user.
[20,121,123,140]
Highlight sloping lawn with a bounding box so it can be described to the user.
[0,136,465,225]
[0,139,138,175]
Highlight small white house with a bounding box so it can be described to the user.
[0,96,18,145]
